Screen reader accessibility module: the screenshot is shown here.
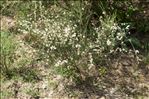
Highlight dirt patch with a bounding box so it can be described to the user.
[57,53,149,99]
[0,16,16,31]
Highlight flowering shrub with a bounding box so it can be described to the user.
[18,3,129,82]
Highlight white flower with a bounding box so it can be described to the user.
[64,26,71,33]
[55,60,68,67]
[45,28,48,32]
[126,25,130,30]
[75,44,81,48]
[50,45,56,50]
[135,50,139,54]
[62,60,68,64]
[71,33,76,37]
[55,60,62,67]
[110,50,114,53]
[107,39,112,46]
[102,11,106,15]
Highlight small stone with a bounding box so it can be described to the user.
[122,61,130,66]
[100,96,106,99]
